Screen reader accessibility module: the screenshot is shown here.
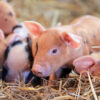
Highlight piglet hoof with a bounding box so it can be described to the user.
[48,80,57,87]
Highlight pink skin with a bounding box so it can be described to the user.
[73,56,95,73]
[24,15,100,78]
[32,64,49,77]
[0,29,4,39]
[32,63,53,77]
[24,21,82,77]
[73,54,100,76]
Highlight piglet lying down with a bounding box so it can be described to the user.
[73,52,100,76]
[24,15,100,81]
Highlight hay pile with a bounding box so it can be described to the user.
[0,73,100,100]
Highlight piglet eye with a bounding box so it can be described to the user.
[52,49,57,54]
[48,47,60,55]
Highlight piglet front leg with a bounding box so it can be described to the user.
[48,66,72,86]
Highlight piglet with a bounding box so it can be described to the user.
[1,33,41,86]
[0,1,17,35]
[0,32,22,78]
[12,23,42,84]
[73,52,100,76]
[24,15,100,81]
[2,33,33,82]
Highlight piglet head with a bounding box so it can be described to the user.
[0,1,17,35]
[73,53,100,76]
[24,21,82,77]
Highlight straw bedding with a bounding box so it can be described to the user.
[0,0,100,100]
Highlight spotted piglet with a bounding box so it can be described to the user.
[11,22,42,85]
[1,32,41,86]
[2,34,33,82]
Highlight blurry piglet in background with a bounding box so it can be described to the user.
[73,52,100,76]
[0,1,17,35]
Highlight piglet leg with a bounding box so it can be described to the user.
[48,72,57,86]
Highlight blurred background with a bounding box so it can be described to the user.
[7,0,100,28]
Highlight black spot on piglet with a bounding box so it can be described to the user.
[5,47,10,60]
[12,25,22,31]
[2,64,9,81]
[5,40,22,60]
[11,41,22,47]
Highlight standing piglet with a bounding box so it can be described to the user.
[24,15,100,80]
[73,52,100,76]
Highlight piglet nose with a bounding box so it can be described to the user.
[32,64,43,77]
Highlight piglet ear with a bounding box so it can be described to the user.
[0,29,5,40]
[24,21,45,39]
[73,56,95,74]
[61,32,81,48]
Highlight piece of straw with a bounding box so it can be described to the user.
[87,71,98,100]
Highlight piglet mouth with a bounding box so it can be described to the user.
[33,71,43,77]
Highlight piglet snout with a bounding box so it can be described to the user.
[32,64,43,77]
